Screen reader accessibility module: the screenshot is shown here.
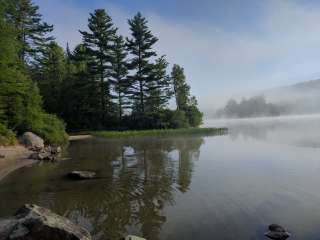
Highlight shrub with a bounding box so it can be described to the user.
[168,110,190,129]
[185,105,203,127]
[0,123,16,146]
[27,113,68,145]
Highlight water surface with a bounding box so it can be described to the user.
[1,115,320,239]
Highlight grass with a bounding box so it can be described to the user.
[92,127,228,139]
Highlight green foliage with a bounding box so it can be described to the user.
[185,105,203,127]
[167,110,190,129]
[171,65,203,127]
[0,1,67,145]
[80,9,117,122]
[35,41,67,114]
[126,12,171,115]
[92,127,227,138]
[7,0,54,63]
[110,35,129,121]
[26,112,68,145]
[171,64,190,111]
[0,123,17,146]
[1,1,203,134]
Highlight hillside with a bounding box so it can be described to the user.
[264,79,320,115]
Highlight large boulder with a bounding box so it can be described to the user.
[21,132,44,150]
[0,204,91,240]
[67,171,96,180]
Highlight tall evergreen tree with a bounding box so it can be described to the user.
[79,9,117,124]
[60,44,101,130]
[171,64,190,111]
[36,41,66,114]
[7,0,53,64]
[126,12,158,115]
[110,35,128,121]
[171,64,203,127]
[145,56,172,113]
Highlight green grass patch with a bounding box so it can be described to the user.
[92,127,228,139]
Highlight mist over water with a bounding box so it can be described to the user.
[1,115,320,239]
[205,114,320,148]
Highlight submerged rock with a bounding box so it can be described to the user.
[265,224,290,240]
[21,132,44,150]
[67,171,96,180]
[0,204,91,240]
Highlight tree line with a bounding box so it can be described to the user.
[216,96,282,118]
[0,0,202,144]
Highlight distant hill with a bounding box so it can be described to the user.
[215,79,320,118]
[263,79,320,115]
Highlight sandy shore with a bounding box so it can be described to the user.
[0,145,37,181]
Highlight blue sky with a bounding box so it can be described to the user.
[34,0,320,110]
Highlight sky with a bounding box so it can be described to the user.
[34,0,320,110]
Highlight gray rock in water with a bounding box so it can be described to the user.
[38,150,51,160]
[67,171,96,180]
[0,204,91,240]
[265,224,290,240]
[21,132,44,150]
[28,152,39,160]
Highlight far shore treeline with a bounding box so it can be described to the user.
[0,0,203,145]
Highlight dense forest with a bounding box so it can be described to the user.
[0,0,202,145]
[216,96,282,118]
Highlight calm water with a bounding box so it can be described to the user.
[1,115,320,239]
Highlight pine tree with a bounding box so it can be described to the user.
[171,64,203,127]
[60,44,101,130]
[145,56,172,113]
[79,9,117,124]
[110,35,128,121]
[126,12,158,115]
[7,0,53,64]
[171,64,190,111]
[36,41,66,114]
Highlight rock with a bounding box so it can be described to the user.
[0,155,5,159]
[53,146,62,154]
[28,147,60,162]
[0,204,91,240]
[28,152,39,160]
[67,171,96,180]
[38,151,51,160]
[265,224,290,240]
[21,132,44,150]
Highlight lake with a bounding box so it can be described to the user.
[1,115,320,239]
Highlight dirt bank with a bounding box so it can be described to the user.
[0,145,37,181]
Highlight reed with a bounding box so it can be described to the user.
[92,127,228,138]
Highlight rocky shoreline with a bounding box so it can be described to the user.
[0,132,63,181]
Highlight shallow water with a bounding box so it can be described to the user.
[1,115,320,239]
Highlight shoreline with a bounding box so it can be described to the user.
[0,145,37,181]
